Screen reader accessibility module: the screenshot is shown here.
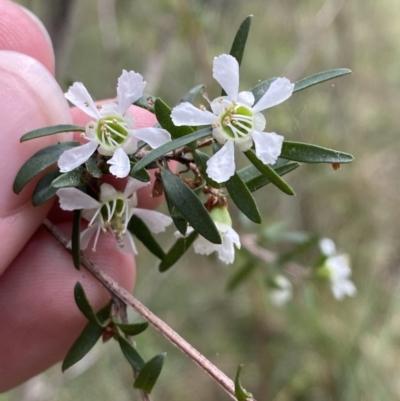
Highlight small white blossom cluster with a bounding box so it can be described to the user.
[171,54,294,183]
[318,238,357,300]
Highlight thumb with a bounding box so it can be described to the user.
[0,50,71,275]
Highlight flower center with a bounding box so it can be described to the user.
[95,115,130,149]
[219,104,254,141]
[88,194,131,250]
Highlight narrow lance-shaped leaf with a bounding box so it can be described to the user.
[293,68,352,93]
[118,335,145,371]
[159,230,198,272]
[180,84,205,104]
[154,98,194,139]
[132,127,212,173]
[134,353,166,394]
[128,215,165,260]
[225,173,261,223]
[32,169,61,206]
[235,365,254,401]
[160,167,221,244]
[244,149,295,195]
[74,282,103,327]
[13,141,80,194]
[62,302,112,371]
[280,141,354,163]
[114,321,149,336]
[20,124,85,142]
[241,162,301,193]
[51,167,86,188]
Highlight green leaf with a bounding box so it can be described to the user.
[192,150,221,188]
[74,282,103,327]
[20,124,85,142]
[241,162,300,192]
[159,230,198,272]
[226,262,257,292]
[180,84,205,103]
[229,15,252,66]
[244,150,295,195]
[72,210,81,270]
[154,98,194,139]
[235,365,253,401]
[62,302,111,371]
[160,168,221,244]
[293,68,352,93]
[51,166,86,188]
[128,215,165,260]
[115,321,149,336]
[85,158,103,178]
[133,93,157,113]
[132,128,212,173]
[164,191,188,235]
[118,336,145,371]
[13,141,80,194]
[134,353,166,394]
[281,141,354,163]
[31,169,61,206]
[225,173,261,223]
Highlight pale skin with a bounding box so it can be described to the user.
[0,0,162,391]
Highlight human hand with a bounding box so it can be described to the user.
[0,1,157,391]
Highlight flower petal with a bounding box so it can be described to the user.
[132,208,173,233]
[252,131,283,165]
[58,140,98,172]
[120,233,138,255]
[117,70,146,115]
[213,54,239,100]
[80,224,99,250]
[206,141,236,183]
[171,102,217,126]
[237,91,255,107]
[252,77,294,113]
[332,279,357,300]
[193,236,217,256]
[65,82,100,119]
[124,177,150,198]
[107,147,131,178]
[133,127,171,148]
[57,188,100,210]
[319,238,336,256]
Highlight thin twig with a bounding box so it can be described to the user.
[42,218,255,401]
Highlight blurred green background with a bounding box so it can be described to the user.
[4,0,400,400]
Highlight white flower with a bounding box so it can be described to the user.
[175,222,241,264]
[269,275,293,307]
[58,70,171,178]
[171,54,294,183]
[324,254,357,300]
[56,178,173,254]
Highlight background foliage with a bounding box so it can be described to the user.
[4,0,400,400]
